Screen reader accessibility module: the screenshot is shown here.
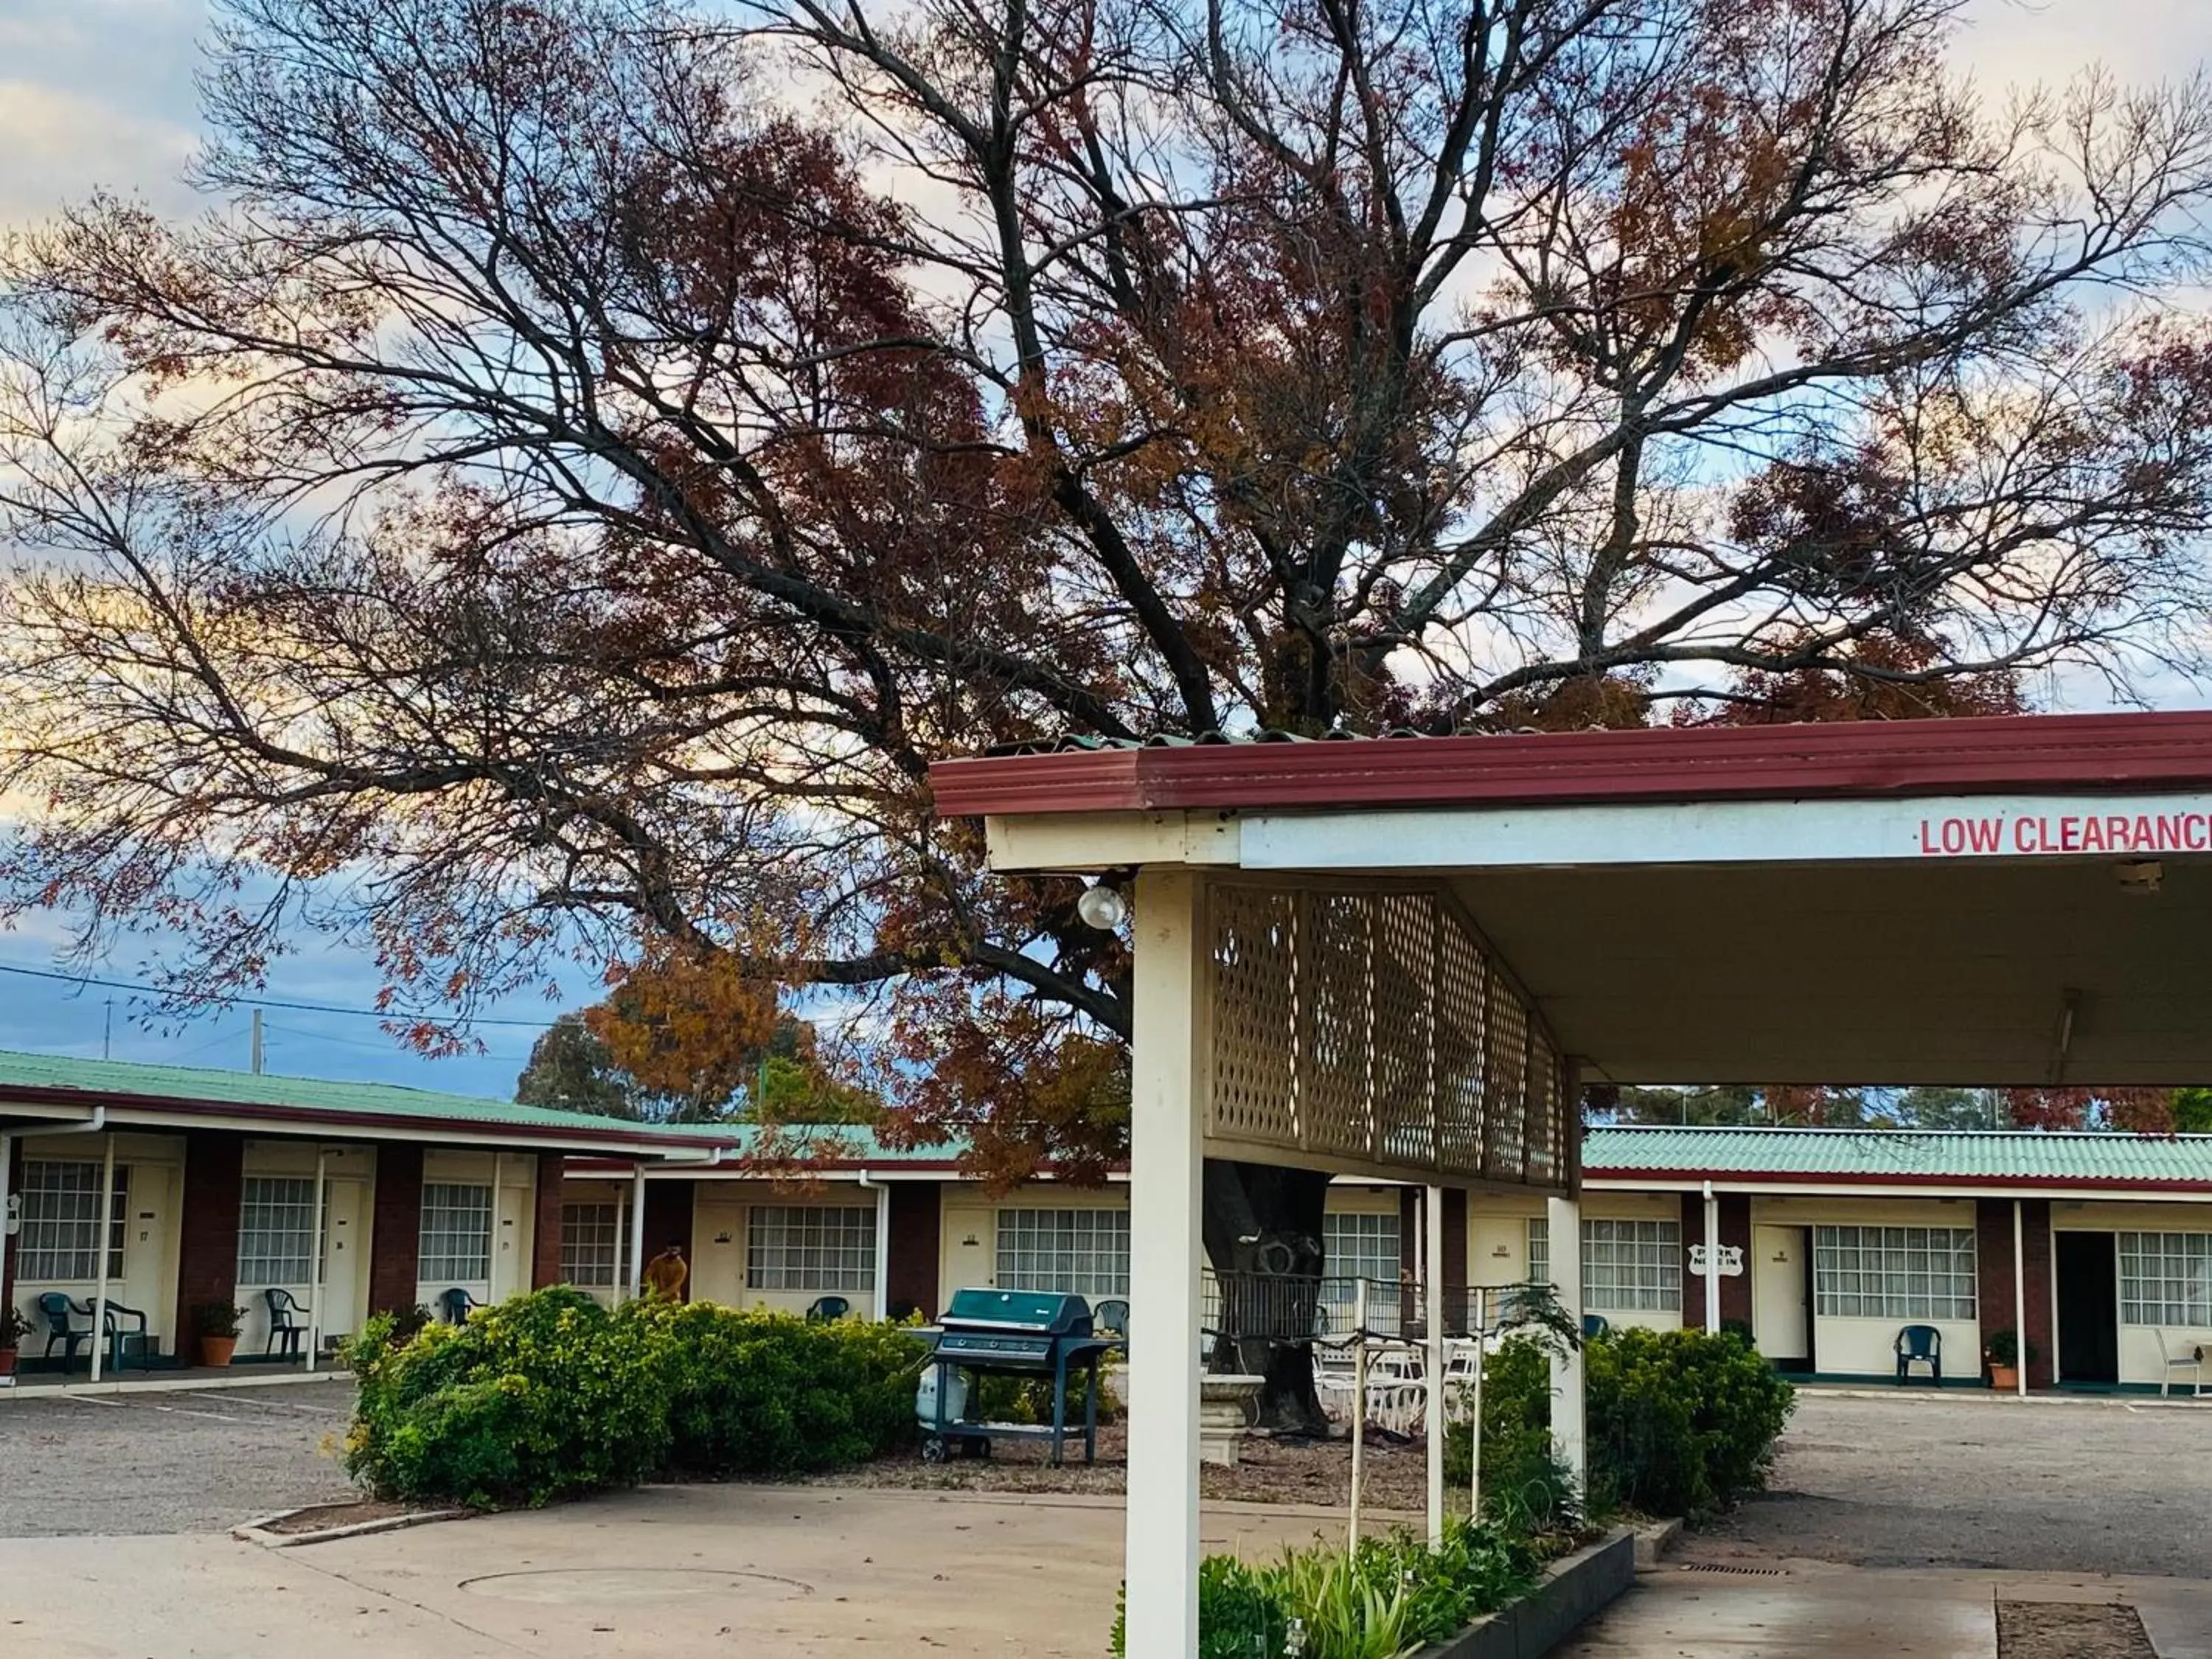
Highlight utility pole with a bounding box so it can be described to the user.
[251,1009,265,1074]
[102,998,113,1062]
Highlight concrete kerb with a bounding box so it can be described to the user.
[0,1368,352,1402]
[234,1502,468,1549]
[1417,1528,1638,1659]
[1796,1384,2212,1411]
[1632,1517,1682,1570]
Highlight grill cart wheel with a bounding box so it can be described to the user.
[921,1434,950,1464]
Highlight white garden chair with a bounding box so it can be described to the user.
[2154,1329,2205,1397]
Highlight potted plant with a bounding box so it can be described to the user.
[194,1301,246,1368]
[1985,1327,2037,1391]
[0,1304,30,1380]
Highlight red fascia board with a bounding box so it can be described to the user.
[929,711,2212,819]
[0,1083,720,1155]
[1584,1166,2212,1194]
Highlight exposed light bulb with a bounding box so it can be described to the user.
[1075,883,1129,930]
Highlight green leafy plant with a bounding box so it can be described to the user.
[1983,1328,2038,1368]
[1446,1326,1795,1521]
[1109,1520,1535,1659]
[341,1287,932,1508]
[0,1304,32,1348]
[192,1301,246,1340]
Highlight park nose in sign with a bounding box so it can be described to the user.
[1689,1244,1745,1276]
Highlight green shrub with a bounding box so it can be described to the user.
[344,1287,931,1507]
[973,1365,1121,1427]
[345,1287,670,1509]
[627,1299,926,1477]
[1108,1520,1536,1659]
[1446,1326,1795,1520]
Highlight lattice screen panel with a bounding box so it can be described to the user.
[1204,878,1570,1191]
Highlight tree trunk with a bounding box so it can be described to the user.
[1200,1158,1333,1435]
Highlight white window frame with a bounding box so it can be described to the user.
[747,1205,877,1293]
[418,1182,493,1284]
[16,1160,127,1282]
[1813,1224,1977,1321]
[995,1208,1130,1299]
[559,1201,630,1289]
[2119,1231,2212,1327]
[237,1176,318,1284]
[1526,1216,1683,1312]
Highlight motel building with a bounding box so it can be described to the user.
[598,1125,2212,1395]
[0,1051,723,1378]
[925,708,2212,1655]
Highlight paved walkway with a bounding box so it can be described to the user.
[1554,1560,2212,1658]
[0,1485,1341,1658]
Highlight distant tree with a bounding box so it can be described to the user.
[2174,1089,2212,1134]
[515,1015,639,1119]
[1891,1086,2006,1130]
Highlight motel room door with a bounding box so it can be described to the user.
[1753,1225,1812,1371]
[2056,1231,2119,1385]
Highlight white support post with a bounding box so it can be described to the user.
[871,1179,891,1321]
[489,1153,504,1301]
[1349,1277,1368,1549]
[90,1132,116,1383]
[306,1148,328,1372]
[1547,1193,1586,1496]
[1425,1182,1446,1544]
[1125,867,1206,1659]
[1703,1182,1722,1336]
[0,1131,13,1388]
[1467,1284,1484,1523]
[2013,1199,2028,1399]
[627,1164,647,1301]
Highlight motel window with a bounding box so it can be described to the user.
[559,1202,629,1289]
[748,1205,877,1292]
[2118,1232,2212,1327]
[996,1208,1130,1299]
[1321,1209,1403,1335]
[1813,1225,1976,1321]
[15,1161,128,1282]
[236,1177,318,1284]
[417,1183,494,1283]
[1526,1217,1683,1312]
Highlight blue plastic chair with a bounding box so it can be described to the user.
[1895,1324,1942,1383]
[265,1287,309,1357]
[1582,1313,1610,1340]
[1093,1298,1130,1339]
[806,1295,852,1324]
[37,1293,92,1369]
[99,1299,150,1373]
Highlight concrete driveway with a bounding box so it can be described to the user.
[0,1485,1340,1658]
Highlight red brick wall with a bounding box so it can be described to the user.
[173,1130,246,1345]
[368,1144,424,1316]
[886,1182,942,1320]
[1441,1188,1469,1321]
[642,1178,694,1299]
[531,1152,565,1290]
[1978,1197,2054,1388]
[1680,1192,1753,1331]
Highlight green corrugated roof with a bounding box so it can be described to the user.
[0,1048,726,1147]
[1585,1125,2212,1186]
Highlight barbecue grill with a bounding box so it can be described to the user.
[919,1288,1121,1467]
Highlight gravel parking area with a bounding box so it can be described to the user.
[1688,1391,2212,1577]
[0,1382,356,1537]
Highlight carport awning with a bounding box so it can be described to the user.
[933,712,2212,1089]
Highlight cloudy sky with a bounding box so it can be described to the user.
[0,0,2206,1092]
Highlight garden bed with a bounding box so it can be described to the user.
[1416,1528,1636,1659]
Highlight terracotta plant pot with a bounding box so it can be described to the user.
[199,1335,239,1368]
[1989,1363,2019,1391]
[0,1349,17,1379]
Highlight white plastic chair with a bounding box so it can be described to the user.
[2154,1329,2205,1397]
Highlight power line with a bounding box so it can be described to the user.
[0,959,560,1029]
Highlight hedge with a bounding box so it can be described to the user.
[1445,1325,1796,1520]
[344,1287,929,1509]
